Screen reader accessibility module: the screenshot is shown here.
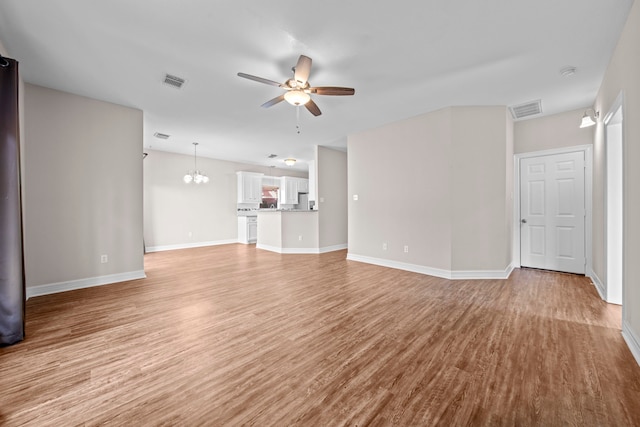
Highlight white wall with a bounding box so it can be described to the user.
[24,84,144,289]
[281,212,320,249]
[316,146,348,250]
[505,110,514,266]
[592,0,640,363]
[348,108,453,271]
[143,149,306,250]
[450,107,512,271]
[347,106,512,277]
[514,109,594,154]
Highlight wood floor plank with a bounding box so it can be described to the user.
[1,244,639,426]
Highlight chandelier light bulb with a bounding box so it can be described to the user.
[184,142,209,184]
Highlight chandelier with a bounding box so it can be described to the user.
[183,142,209,184]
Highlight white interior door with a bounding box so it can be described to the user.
[520,151,585,274]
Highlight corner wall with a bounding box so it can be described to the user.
[316,146,348,251]
[450,106,512,272]
[347,106,513,278]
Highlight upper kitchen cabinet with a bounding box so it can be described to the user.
[279,177,309,205]
[237,171,263,204]
[296,178,309,193]
[279,176,299,205]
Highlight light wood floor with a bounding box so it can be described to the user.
[1,245,639,426]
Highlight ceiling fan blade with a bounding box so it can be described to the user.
[294,55,312,85]
[309,87,355,96]
[261,94,285,108]
[237,72,283,87]
[304,99,322,116]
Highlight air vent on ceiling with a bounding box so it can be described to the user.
[509,100,542,119]
[163,73,186,89]
[268,154,278,158]
[154,132,171,139]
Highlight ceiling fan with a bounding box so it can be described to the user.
[237,55,355,117]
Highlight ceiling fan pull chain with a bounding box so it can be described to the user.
[296,105,301,134]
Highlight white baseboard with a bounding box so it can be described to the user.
[588,270,606,300]
[26,270,146,299]
[622,321,640,367]
[318,244,348,253]
[145,239,237,253]
[451,263,515,279]
[346,253,514,280]
[256,243,347,254]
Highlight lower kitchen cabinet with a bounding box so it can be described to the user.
[238,216,258,244]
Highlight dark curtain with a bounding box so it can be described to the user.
[0,55,25,346]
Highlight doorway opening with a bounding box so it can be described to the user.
[513,145,593,276]
[604,93,624,306]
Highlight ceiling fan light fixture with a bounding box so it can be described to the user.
[284,158,296,166]
[284,90,310,106]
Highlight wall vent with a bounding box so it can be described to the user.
[163,74,186,89]
[509,100,542,119]
[154,132,171,139]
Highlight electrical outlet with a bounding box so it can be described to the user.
[188,231,192,237]
[353,194,359,201]
[101,254,108,263]
[404,245,409,253]
[382,242,387,250]
[299,235,303,241]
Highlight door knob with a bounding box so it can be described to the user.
[521,219,527,224]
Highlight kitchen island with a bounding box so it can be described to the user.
[256,210,320,254]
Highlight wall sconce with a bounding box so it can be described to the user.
[580,108,599,128]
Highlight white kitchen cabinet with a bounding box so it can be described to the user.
[237,172,263,204]
[238,216,258,244]
[296,178,309,193]
[248,219,258,242]
[279,177,299,205]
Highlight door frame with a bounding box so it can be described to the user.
[603,91,625,306]
[513,145,593,274]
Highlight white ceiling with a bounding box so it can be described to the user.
[0,0,633,171]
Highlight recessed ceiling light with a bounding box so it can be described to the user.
[560,66,577,77]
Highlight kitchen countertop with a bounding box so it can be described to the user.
[256,209,317,213]
[238,209,316,216]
